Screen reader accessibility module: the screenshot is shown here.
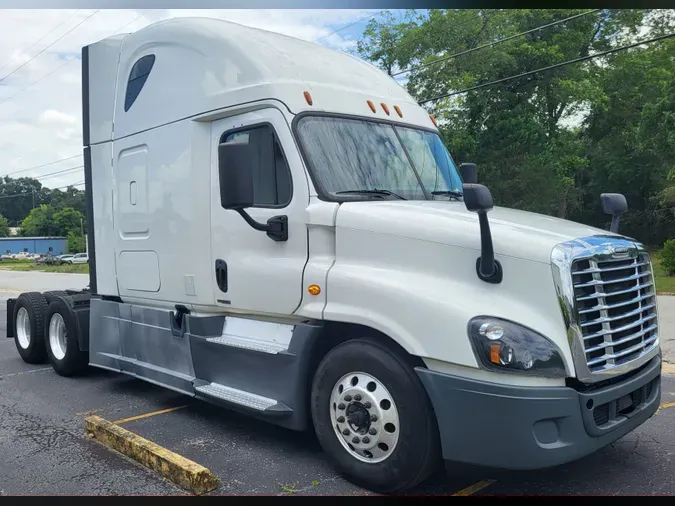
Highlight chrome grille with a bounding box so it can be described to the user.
[571,252,658,373]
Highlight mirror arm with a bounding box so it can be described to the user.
[476,212,503,283]
[236,209,288,242]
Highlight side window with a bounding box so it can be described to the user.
[221,125,292,207]
[124,54,155,112]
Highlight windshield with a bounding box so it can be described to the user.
[295,116,463,201]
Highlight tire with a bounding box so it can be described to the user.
[12,292,49,364]
[44,298,88,377]
[310,338,441,493]
[43,290,69,304]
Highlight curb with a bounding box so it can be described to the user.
[85,415,220,494]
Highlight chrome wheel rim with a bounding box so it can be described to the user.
[330,372,400,464]
[16,307,30,349]
[48,313,67,361]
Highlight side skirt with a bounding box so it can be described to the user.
[88,298,322,431]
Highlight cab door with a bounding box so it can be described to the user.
[209,107,310,316]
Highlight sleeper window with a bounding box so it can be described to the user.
[124,54,156,112]
[222,125,292,207]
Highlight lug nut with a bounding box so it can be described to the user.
[363,401,371,409]
[369,428,377,435]
[370,414,378,422]
[354,394,362,401]
[352,437,360,444]
[344,395,352,402]
[342,429,350,435]
[362,436,370,444]
[338,403,345,410]
[337,416,345,423]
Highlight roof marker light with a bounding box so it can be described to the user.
[429,114,438,127]
[304,91,313,106]
[381,103,390,115]
[367,100,376,113]
[393,105,403,118]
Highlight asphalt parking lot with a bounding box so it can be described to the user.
[1,276,674,495]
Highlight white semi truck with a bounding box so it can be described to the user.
[6,17,662,493]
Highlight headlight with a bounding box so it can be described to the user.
[468,316,567,378]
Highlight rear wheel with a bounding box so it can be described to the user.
[310,338,441,493]
[12,292,48,364]
[43,290,69,304]
[45,298,88,377]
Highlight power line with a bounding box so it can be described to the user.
[0,57,78,107]
[313,10,385,43]
[418,31,675,105]
[393,9,601,78]
[0,181,84,201]
[0,9,81,76]
[0,12,145,108]
[34,165,84,181]
[2,154,81,178]
[0,9,100,84]
[111,12,145,36]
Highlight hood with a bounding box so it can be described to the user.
[334,200,617,264]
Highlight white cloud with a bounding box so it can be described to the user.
[0,8,382,188]
[39,109,78,126]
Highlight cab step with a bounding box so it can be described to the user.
[194,382,291,413]
[205,335,289,355]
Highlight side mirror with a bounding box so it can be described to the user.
[217,141,288,242]
[459,163,477,184]
[464,184,502,284]
[218,141,254,210]
[600,193,628,234]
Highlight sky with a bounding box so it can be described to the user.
[0,9,398,191]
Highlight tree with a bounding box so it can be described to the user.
[19,204,85,238]
[355,8,674,245]
[0,213,9,237]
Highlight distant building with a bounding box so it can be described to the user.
[0,237,68,255]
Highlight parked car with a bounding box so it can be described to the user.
[55,255,74,265]
[63,253,88,264]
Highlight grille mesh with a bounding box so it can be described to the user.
[572,252,658,373]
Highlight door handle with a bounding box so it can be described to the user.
[215,259,228,293]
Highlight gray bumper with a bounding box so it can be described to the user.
[416,355,662,470]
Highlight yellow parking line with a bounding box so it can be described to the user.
[660,401,675,410]
[85,415,219,494]
[452,479,496,496]
[113,405,188,425]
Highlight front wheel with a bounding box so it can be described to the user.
[310,338,441,493]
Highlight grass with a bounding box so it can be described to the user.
[0,259,89,274]
[651,250,675,294]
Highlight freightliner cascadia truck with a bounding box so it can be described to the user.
[6,17,662,493]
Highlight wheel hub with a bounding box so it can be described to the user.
[330,372,400,464]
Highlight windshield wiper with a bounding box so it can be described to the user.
[431,190,464,200]
[335,189,407,200]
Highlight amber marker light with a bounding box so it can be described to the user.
[304,91,313,106]
[367,100,377,113]
[381,103,390,115]
[393,105,403,117]
[308,284,321,296]
[429,114,438,127]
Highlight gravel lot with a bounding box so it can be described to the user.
[0,271,673,496]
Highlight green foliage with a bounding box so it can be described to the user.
[20,204,85,241]
[0,214,9,237]
[67,230,86,254]
[662,239,675,276]
[356,9,675,245]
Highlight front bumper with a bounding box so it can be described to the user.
[416,355,661,470]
